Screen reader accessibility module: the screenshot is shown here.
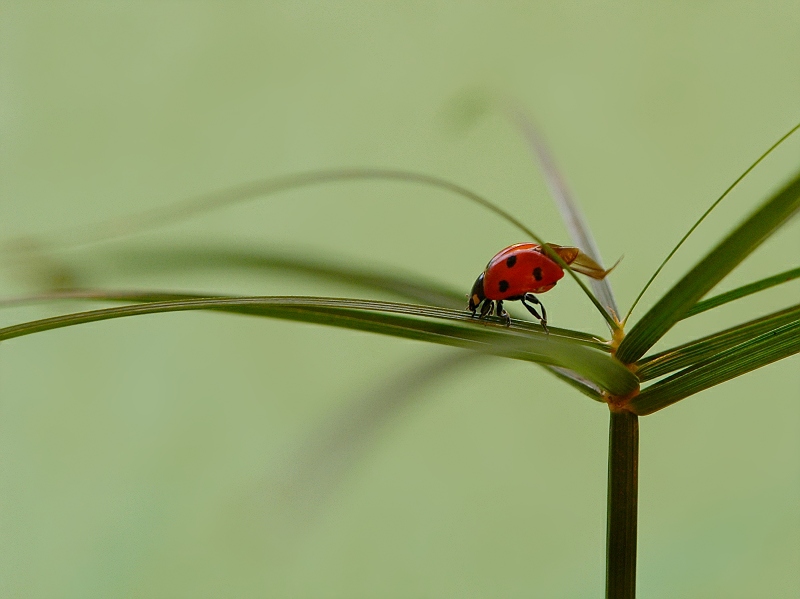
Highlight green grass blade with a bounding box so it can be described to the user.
[681,267,800,319]
[2,282,603,399]
[624,121,800,324]
[512,111,620,319]
[544,365,604,401]
[635,304,800,381]
[9,170,536,251]
[278,350,477,509]
[629,319,800,415]
[0,289,608,348]
[617,168,800,364]
[0,294,637,395]
[53,244,467,309]
[5,168,618,329]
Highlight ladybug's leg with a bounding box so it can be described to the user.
[521,294,549,333]
[496,300,511,326]
[479,299,494,319]
[526,294,547,324]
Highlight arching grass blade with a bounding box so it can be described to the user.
[544,365,604,401]
[1,284,604,401]
[276,350,478,509]
[0,289,610,349]
[636,304,800,381]
[681,267,800,319]
[4,167,618,329]
[49,244,466,309]
[0,295,637,396]
[629,320,800,415]
[617,169,800,364]
[9,170,537,252]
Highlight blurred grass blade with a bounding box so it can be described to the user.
[0,294,637,395]
[4,167,618,329]
[635,304,800,381]
[277,350,477,508]
[0,289,208,309]
[617,169,800,364]
[629,319,800,415]
[50,244,466,309]
[512,110,619,319]
[13,170,538,251]
[624,121,800,323]
[544,365,604,401]
[681,266,800,319]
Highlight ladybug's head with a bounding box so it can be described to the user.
[468,272,486,312]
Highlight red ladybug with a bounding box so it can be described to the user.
[468,243,611,332]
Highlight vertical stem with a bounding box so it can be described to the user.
[606,408,639,599]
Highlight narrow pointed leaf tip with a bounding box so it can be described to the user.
[682,266,800,319]
[617,168,800,364]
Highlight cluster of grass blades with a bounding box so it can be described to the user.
[2,112,798,598]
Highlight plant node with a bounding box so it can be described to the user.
[604,386,640,412]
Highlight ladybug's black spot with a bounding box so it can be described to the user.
[505,255,517,268]
[498,280,510,293]
[533,267,543,281]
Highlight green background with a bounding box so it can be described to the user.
[1,3,799,597]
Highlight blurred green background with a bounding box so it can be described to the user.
[1,3,799,597]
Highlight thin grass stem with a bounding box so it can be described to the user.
[606,408,639,599]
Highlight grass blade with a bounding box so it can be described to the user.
[1,286,606,401]
[10,170,539,252]
[512,111,620,319]
[277,350,477,509]
[681,266,800,319]
[636,304,800,381]
[0,289,608,348]
[629,319,800,415]
[544,365,604,401]
[44,244,466,309]
[617,168,800,364]
[624,121,800,323]
[5,168,618,329]
[2,282,603,401]
[0,294,637,396]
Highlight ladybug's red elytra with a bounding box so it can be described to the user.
[468,243,612,332]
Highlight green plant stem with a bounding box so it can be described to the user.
[606,408,639,599]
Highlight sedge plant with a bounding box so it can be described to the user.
[1,116,799,598]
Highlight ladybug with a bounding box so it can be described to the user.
[468,243,612,332]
